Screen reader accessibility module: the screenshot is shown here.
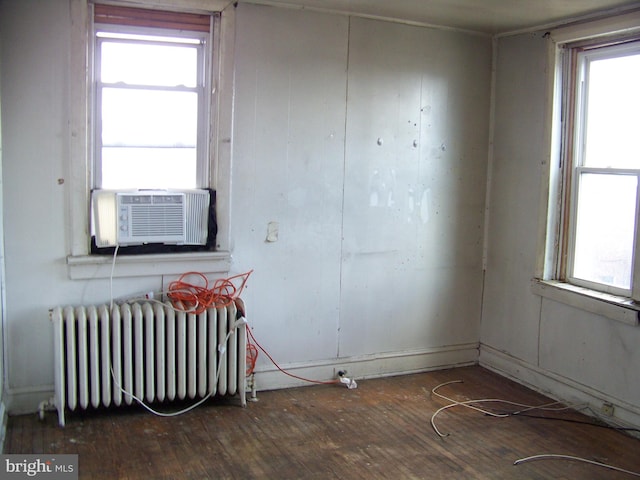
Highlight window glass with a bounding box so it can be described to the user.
[101,148,196,189]
[101,88,198,147]
[583,53,640,169]
[95,28,205,191]
[572,173,636,290]
[99,86,199,189]
[100,40,198,87]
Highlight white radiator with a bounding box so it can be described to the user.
[50,301,246,426]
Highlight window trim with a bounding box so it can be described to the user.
[531,279,640,326]
[67,0,235,274]
[534,9,640,324]
[564,41,640,298]
[67,250,231,280]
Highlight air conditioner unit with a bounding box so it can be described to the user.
[92,189,210,247]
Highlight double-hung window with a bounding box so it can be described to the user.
[93,5,212,189]
[90,5,216,253]
[67,2,233,277]
[557,36,640,300]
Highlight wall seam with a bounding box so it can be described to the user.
[336,15,351,359]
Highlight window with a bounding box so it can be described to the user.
[89,4,218,254]
[93,5,211,190]
[67,1,234,275]
[560,38,640,299]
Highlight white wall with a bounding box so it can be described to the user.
[231,4,490,385]
[480,32,640,428]
[0,0,490,413]
[480,33,548,366]
[1,0,73,407]
[0,0,201,412]
[0,26,7,447]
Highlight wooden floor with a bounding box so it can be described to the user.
[5,366,640,479]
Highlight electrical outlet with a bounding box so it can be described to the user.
[601,402,614,417]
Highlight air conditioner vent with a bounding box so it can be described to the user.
[129,204,184,236]
[92,189,210,248]
[117,192,186,245]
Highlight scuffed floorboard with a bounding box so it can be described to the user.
[5,366,640,479]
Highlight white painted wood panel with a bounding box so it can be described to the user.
[1,0,490,412]
[480,32,549,365]
[340,18,491,356]
[230,4,348,362]
[481,30,640,424]
[539,298,640,405]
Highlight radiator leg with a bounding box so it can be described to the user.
[38,397,64,426]
[247,374,259,402]
[37,400,48,421]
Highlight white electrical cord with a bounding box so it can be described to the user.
[428,381,640,477]
[106,243,246,418]
[108,318,246,418]
[429,380,580,438]
[514,454,640,477]
[109,244,120,311]
[108,245,204,314]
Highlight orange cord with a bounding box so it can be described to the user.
[167,270,253,314]
[246,342,258,376]
[246,326,339,385]
[167,270,337,384]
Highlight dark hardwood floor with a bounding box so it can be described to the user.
[5,366,640,479]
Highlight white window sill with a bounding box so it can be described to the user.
[67,251,231,280]
[531,279,640,326]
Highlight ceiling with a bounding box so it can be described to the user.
[245,0,640,34]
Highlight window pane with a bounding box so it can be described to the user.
[101,147,197,189]
[572,173,636,290]
[102,88,197,147]
[584,53,640,168]
[101,41,198,87]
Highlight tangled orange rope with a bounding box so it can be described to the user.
[246,341,258,376]
[167,270,253,314]
[167,270,337,383]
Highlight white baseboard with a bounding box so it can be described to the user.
[5,384,56,418]
[7,343,479,419]
[479,344,640,430]
[252,343,480,392]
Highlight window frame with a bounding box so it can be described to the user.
[92,25,211,190]
[533,10,640,326]
[560,36,640,300]
[66,0,235,276]
[89,6,215,255]
[560,37,640,299]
